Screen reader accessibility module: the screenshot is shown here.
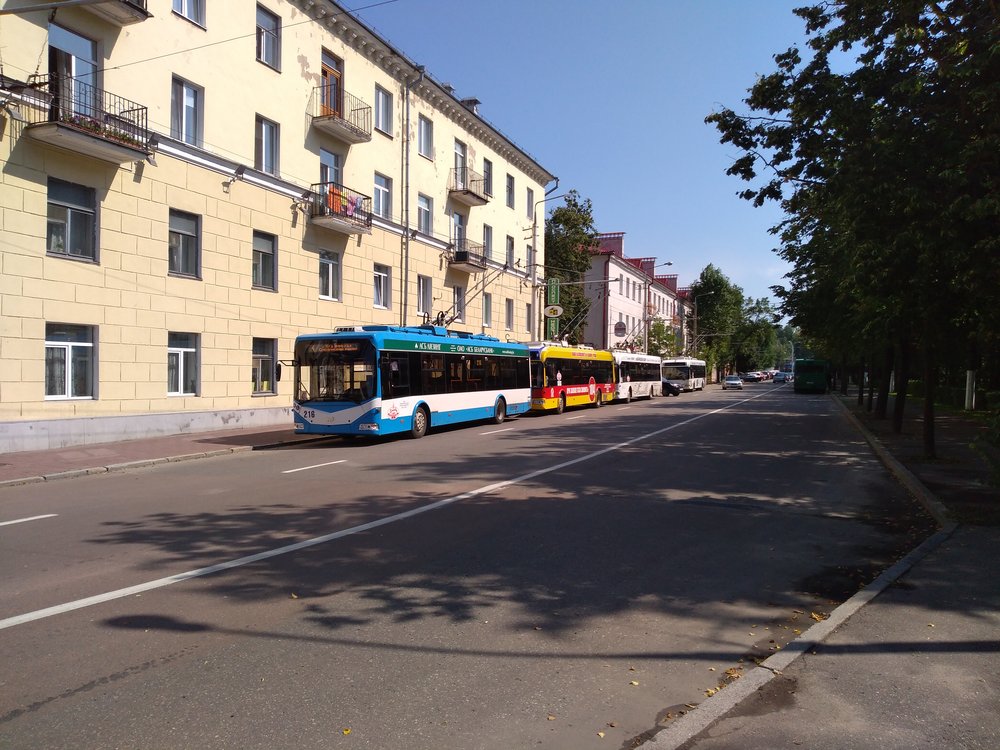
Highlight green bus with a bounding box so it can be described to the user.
[793,359,829,393]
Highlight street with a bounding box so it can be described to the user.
[0,385,933,749]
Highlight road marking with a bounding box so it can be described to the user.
[282,459,347,474]
[0,514,58,528]
[0,392,772,631]
[566,415,587,420]
[480,428,515,435]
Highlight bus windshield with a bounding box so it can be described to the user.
[661,365,690,380]
[295,338,377,403]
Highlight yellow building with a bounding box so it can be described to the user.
[0,0,555,451]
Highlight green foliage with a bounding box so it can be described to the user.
[647,319,679,358]
[543,190,599,344]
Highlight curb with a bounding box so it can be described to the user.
[644,392,959,749]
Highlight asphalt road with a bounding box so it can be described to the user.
[0,384,934,749]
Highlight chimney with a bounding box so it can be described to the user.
[460,97,481,115]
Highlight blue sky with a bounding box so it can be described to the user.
[355,0,811,304]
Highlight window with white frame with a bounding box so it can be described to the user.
[168,209,200,277]
[47,178,96,261]
[252,230,276,290]
[506,174,514,209]
[417,194,432,235]
[418,115,433,158]
[483,224,493,261]
[526,244,535,272]
[168,332,199,396]
[319,251,340,300]
[527,187,534,219]
[417,275,432,317]
[525,303,533,333]
[45,323,95,399]
[374,85,392,134]
[506,235,515,267]
[483,159,493,195]
[374,173,391,219]
[255,115,279,175]
[505,298,514,330]
[171,77,202,146]
[483,292,492,328]
[452,286,466,323]
[172,0,204,25]
[373,263,391,308]
[256,5,280,69]
[252,337,277,394]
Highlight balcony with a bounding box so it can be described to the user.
[449,167,489,207]
[449,238,488,273]
[81,0,151,26]
[308,182,372,235]
[22,75,150,164]
[311,86,372,144]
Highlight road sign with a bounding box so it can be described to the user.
[544,304,563,318]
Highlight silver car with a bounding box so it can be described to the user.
[722,375,743,390]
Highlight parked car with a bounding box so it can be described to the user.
[722,375,744,390]
[773,371,789,383]
[741,372,762,382]
[661,379,681,397]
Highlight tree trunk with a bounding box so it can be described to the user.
[923,348,936,459]
[876,344,893,419]
[892,337,911,434]
[857,356,865,406]
[840,354,849,395]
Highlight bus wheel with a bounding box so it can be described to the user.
[626,389,632,404]
[594,392,602,408]
[410,406,429,439]
[493,398,507,424]
[555,394,566,415]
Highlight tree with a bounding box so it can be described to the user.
[647,319,679,358]
[706,1,1000,458]
[543,191,599,344]
[687,265,744,377]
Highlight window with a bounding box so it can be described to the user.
[505,298,514,330]
[373,264,391,308]
[255,115,279,175]
[168,332,198,396]
[525,303,533,333]
[418,115,433,158]
[527,187,535,219]
[506,174,515,209]
[45,323,95,399]
[374,173,391,219]
[172,0,204,25]
[168,209,200,277]
[375,85,392,134]
[483,292,492,328]
[256,5,281,69]
[252,338,277,394]
[47,178,95,261]
[320,148,342,187]
[417,275,432,317]
[319,251,340,300]
[453,286,465,323]
[483,224,493,261]
[454,140,467,188]
[526,244,535,272]
[252,231,276,290]
[171,77,202,146]
[483,159,493,195]
[417,194,432,235]
[506,235,515,267]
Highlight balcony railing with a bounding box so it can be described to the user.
[81,0,151,25]
[21,75,150,163]
[449,237,488,273]
[311,86,372,144]
[308,181,373,235]
[449,166,489,206]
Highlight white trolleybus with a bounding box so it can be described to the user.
[661,356,707,392]
[612,351,663,402]
[293,325,531,438]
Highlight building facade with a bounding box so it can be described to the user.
[579,233,686,352]
[0,0,554,451]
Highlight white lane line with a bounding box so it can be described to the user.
[480,428,515,435]
[566,414,587,420]
[0,393,771,631]
[281,459,347,474]
[0,514,58,528]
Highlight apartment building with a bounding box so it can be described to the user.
[0,0,555,451]
[579,233,686,351]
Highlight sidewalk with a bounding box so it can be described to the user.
[656,390,1000,749]
[0,424,326,487]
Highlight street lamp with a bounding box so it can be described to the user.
[531,191,566,340]
[691,291,715,356]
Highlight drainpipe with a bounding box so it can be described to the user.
[401,65,425,326]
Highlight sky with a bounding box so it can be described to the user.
[353,0,813,305]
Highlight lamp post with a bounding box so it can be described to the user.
[643,261,673,353]
[691,291,715,356]
[531,191,566,340]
